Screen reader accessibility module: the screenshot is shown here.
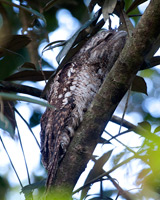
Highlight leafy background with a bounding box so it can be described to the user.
[0,0,160,200]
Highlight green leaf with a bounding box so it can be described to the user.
[0,54,23,80]
[150,56,160,68]
[154,126,160,134]
[43,0,78,12]
[145,35,160,60]
[0,92,54,108]
[42,40,66,54]
[131,75,147,95]
[102,0,117,21]
[20,62,36,69]
[80,150,113,200]
[122,11,134,34]
[88,0,99,12]
[136,168,151,185]
[116,3,134,35]
[140,57,160,70]
[138,121,151,132]
[0,35,31,80]
[43,0,59,12]
[0,176,9,200]
[29,110,42,128]
[5,70,53,81]
[56,8,102,64]
[0,100,16,134]
[126,0,148,14]
[0,112,14,137]
[1,0,46,24]
[133,123,160,144]
[140,68,154,78]
[0,35,31,58]
[88,197,110,200]
[88,0,105,12]
[124,0,141,25]
[112,151,126,165]
[21,179,46,196]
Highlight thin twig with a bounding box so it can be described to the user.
[73,155,135,195]
[128,14,142,17]
[104,130,136,155]
[109,129,131,140]
[0,81,43,99]
[16,125,31,185]
[110,115,160,144]
[14,108,40,149]
[111,115,134,129]
[0,46,25,62]
[73,149,149,195]
[107,174,133,200]
[118,87,131,135]
[100,178,103,199]
[0,136,23,187]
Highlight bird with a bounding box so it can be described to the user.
[40,29,127,189]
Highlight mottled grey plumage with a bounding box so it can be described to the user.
[40,30,127,189]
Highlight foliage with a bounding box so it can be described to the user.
[0,0,160,200]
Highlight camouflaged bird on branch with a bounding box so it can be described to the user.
[40,30,127,189]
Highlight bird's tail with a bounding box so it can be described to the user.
[46,137,61,191]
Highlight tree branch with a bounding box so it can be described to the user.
[0,81,44,98]
[110,115,160,144]
[49,0,160,198]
